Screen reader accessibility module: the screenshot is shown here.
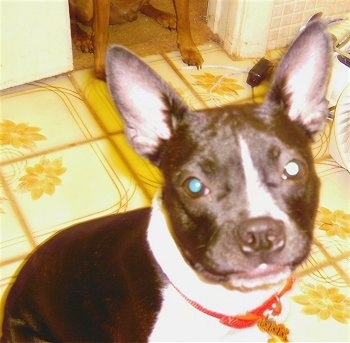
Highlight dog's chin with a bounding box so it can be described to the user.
[198,264,292,292]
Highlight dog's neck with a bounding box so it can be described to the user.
[147,195,289,315]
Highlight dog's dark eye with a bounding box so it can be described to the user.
[183,177,208,197]
[282,159,306,180]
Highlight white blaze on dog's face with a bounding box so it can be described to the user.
[239,136,289,220]
[106,19,331,291]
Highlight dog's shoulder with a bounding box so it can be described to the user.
[6,207,155,299]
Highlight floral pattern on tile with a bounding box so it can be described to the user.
[0,120,67,200]
[315,207,350,239]
[0,120,46,150]
[17,156,67,200]
[293,282,350,324]
[191,72,245,96]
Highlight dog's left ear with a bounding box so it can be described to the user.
[266,19,332,134]
[106,45,188,164]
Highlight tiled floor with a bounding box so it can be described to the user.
[1,43,349,341]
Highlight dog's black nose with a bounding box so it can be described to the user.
[237,217,285,254]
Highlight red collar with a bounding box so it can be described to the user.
[173,277,295,329]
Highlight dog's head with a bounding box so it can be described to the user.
[106,19,331,290]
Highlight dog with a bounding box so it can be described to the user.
[69,0,203,79]
[1,19,331,342]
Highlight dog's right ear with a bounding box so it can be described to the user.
[106,45,188,164]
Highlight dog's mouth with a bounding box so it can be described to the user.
[226,264,292,291]
[198,263,292,291]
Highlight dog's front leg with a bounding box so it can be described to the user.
[92,0,110,79]
[173,0,203,68]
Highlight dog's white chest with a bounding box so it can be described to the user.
[149,285,267,342]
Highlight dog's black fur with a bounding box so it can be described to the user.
[1,19,331,342]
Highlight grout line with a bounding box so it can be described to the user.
[0,131,124,167]
[0,254,29,268]
[295,252,350,278]
[296,240,350,284]
[313,238,350,284]
[0,172,37,249]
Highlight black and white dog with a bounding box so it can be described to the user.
[1,19,331,342]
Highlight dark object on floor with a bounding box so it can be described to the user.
[247,58,273,87]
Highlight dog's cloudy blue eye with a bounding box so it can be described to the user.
[188,178,202,193]
[184,177,208,197]
[282,159,306,180]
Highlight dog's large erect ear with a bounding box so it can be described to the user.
[106,45,187,164]
[266,19,332,134]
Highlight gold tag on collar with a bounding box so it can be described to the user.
[257,317,289,342]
